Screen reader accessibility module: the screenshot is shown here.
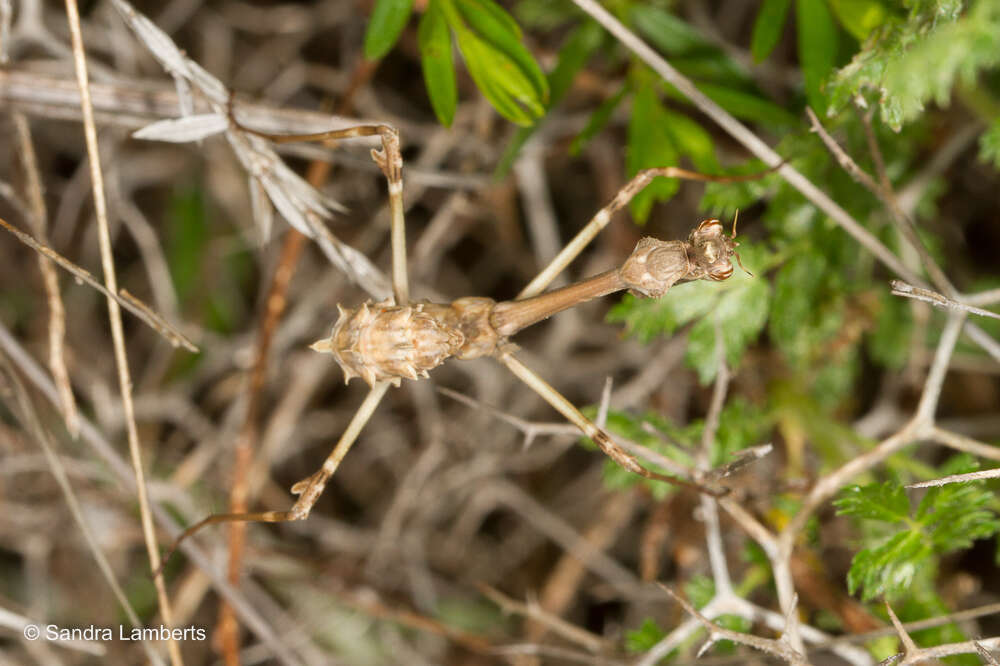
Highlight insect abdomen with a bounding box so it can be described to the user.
[312,300,464,386]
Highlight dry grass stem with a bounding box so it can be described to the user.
[11,114,79,438]
[891,280,1000,321]
[0,216,198,351]
[2,1,998,664]
[63,1,180,661]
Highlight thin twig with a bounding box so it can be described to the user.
[886,602,919,655]
[11,113,79,438]
[891,280,1000,320]
[478,584,609,653]
[662,586,808,665]
[63,2,181,663]
[805,107,954,295]
[0,215,198,351]
[0,354,163,665]
[570,0,919,286]
[907,467,1000,488]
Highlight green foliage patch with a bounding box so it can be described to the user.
[835,457,1000,602]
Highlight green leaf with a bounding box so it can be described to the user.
[685,575,716,608]
[660,81,798,127]
[662,109,720,172]
[446,0,549,126]
[867,289,913,369]
[979,117,1000,170]
[829,0,889,41]
[610,243,773,383]
[685,253,771,383]
[570,84,627,156]
[626,618,666,653]
[630,5,713,56]
[834,482,910,522]
[796,0,839,113]
[453,28,542,125]
[459,0,522,38]
[713,398,772,467]
[915,457,1000,551]
[495,21,602,176]
[846,529,932,601]
[454,0,549,104]
[699,160,780,218]
[828,1,1000,129]
[769,249,843,370]
[364,0,415,60]
[419,0,457,126]
[694,83,800,127]
[578,408,697,498]
[167,185,208,300]
[626,84,679,222]
[545,21,601,108]
[751,0,792,62]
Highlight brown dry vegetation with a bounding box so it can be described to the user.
[1,1,1000,666]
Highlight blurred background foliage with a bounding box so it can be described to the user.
[361,0,1000,659]
[2,0,1000,663]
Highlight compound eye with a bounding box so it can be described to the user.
[709,264,733,281]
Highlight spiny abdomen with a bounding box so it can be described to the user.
[311,300,465,386]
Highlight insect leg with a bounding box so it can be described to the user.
[228,105,409,305]
[497,352,724,496]
[518,166,772,300]
[158,382,391,575]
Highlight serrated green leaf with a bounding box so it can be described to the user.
[834,482,910,522]
[868,289,913,369]
[979,118,1000,170]
[685,575,716,608]
[797,0,839,113]
[713,398,772,466]
[570,84,627,156]
[915,456,1000,550]
[625,618,666,653]
[828,0,1000,129]
[626,84,679,222]
[751,0,792,62]
[847,529,932,601]
[364,0,415,60]
[419,0,457,126]
[829,0,890,41]
[686,265,771,383]
[769,251,830,366]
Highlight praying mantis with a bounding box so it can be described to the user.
[160,112,764,563]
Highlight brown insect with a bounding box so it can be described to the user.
[161,116,760,562]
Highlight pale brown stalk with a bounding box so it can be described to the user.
[63,0,181,663]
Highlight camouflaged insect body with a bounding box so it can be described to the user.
[313,219,744,387]
[311,298,500,387]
